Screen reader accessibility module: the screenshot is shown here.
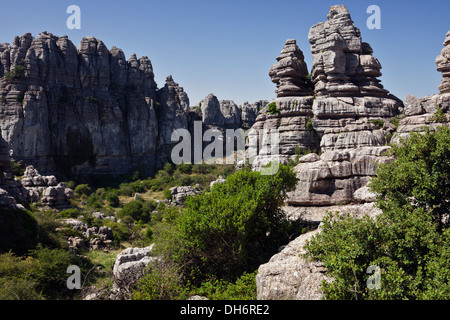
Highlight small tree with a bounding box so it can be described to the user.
[168,164,301,282]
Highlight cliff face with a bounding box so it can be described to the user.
[0,32,159,179]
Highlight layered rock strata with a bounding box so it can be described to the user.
[0,32,158,178]
[156,75,190,167]
[393,31,450,142]
[256,5,401,300]
[250,40,318,169]
[437,31,450,94]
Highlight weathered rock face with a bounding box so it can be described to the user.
[309,5,387,97]
[393,31,450,142]
[280,5,401,207]
[269,39,313,97]
[394,93,450,143]
[256,229,331,300]
[169,185,201,205]
[0,136,29,208]
[437,31,450,94]
[110,245,158,300]
[156,75,190,167]
[255,5,402,300]
[0,32,158,179]
[287,147,392,206]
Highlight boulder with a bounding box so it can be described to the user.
[256,229,332,300]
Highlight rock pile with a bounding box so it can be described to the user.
[62,217,113,251]
[169,185,201,205]
[21,165,74,209]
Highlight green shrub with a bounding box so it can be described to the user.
[133,260,187,300]
[74,184,92,197]
[176,163,193,174]
[369,119,384,128]
[105,190,120,207]
[192,162,212,174]
[163,189,172,200]
[389,116,400,128]
[119,183,134,197]
[0,208,38,255]
[267,102,280,115]
[59,209,82,219]
[0,252,44,300]
[130,181,146,193]
[11,160,25,177]
[3,60,26,82]
[85,194,104,209]
[430,107,448,123]
[305,118,314,131]
[118,200,151,223]
[169,164,301,282]
[163,162,175,175]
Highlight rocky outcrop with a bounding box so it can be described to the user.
[0,137,29,208]
[170,185,201,205]
[109,245,158,300]
[21,165,73,209]
[0,32,158,179]
[256,229,331,300]
[437,31,450,94]
[393,31,450,143]
[156,75,190,167]
[62,218,113,251]
[281,5,400,207]
[309,5,387,97]
[287,147,392,206]
[269,39,313,97]
[255,5,401,300]
[250,40,319,169]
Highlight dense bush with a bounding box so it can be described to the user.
[164,164,301,283]
[0,208,38,255]
[117,200,151,223]
[74,184,92,197]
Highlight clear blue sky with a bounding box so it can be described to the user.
[1,0,449,105]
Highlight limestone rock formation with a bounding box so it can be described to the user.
[62,218,113,251]
[255,5,402,300]
[0,32,158,178]
[394,93,450,143]
[21,165,73,208]
[110,245,158,300]
[169,185,201,205]
[393,31,450,142]
[269,39,313,97]
[256,229,331,300]
[437,31,450,94]
[287,147,392,206]
[281,5,401,207]
[156,75,190,167]
[308,5,387,97]
[0,137,29,208]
